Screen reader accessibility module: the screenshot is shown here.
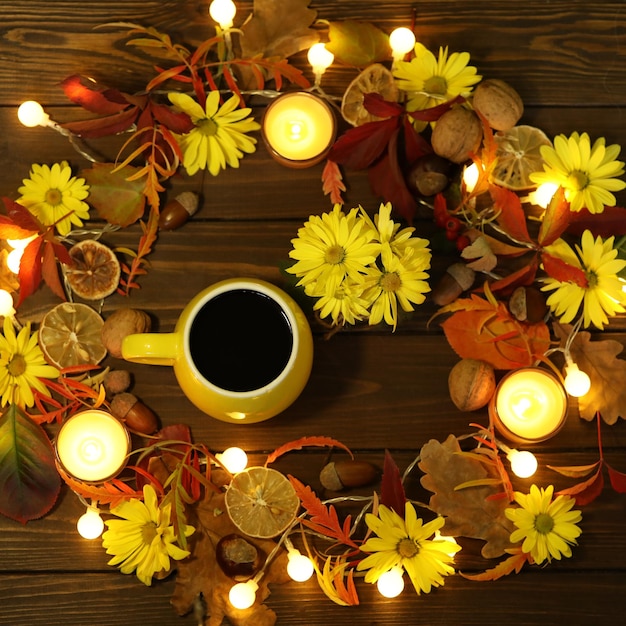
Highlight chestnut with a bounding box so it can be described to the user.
[216,533,264,581]
[406,153,454,197]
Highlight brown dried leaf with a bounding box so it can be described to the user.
[554,323,626,424]
[418,435,515,559]
[171,480,290,626]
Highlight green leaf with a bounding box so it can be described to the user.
[0,404,61,523]
[82,163,147,227]
[325,21,391,67]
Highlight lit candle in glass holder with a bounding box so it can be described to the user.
[262,92,336,168]
[56,409,130,482]
[489,368,567,444]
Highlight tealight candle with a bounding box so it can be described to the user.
[56,410,130,482]
[489,368,567,443]
[262,92,336,168]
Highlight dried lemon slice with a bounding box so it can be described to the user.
[341,63,399,126]
[491,125,552,190]
[225,467,299,539]
[65,239,121,300]
[39,302,106,368]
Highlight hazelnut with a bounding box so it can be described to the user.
[406,154,453,196]
[431,263,476,306]
[158,191,199,231]
[103,369,132,396]
[101,308,152,358]
[472,79,524,131]
[431,107,483,164]
[216,534,264,581]
[448,358,496,411]
[508,286,548,323]
[319,460,379,491]
[110,392,159,434]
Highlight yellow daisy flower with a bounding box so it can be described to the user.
[287,204,380,294]
[529,132,626,214]
[0,317,59,408]
[357,502,460,595]
[17,161,90,236]
[306,278,371,326]
[168,91,260,176]
[102,484,194,586]
[505,484,582,564]
[542,230,626,329]
[393,43,481,125]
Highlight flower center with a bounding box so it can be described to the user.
[380,272,401,292]
[324,244,345,265]
[566,170,589,191]
[397,537,419,558]
[7,354,26,377]
[423,75,448,96]
[141,521,159,545]
[534,512,555,534]
[585,269,598,288]
[45,188,63,206]
[198,117,218,136]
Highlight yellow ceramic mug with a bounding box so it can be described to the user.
[121,278,313,424]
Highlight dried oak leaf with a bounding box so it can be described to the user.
[171,479,289,626]
[554,323,626,424]
[418,435,515,559]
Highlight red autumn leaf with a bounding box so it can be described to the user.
[407,95,465,123]
[149,101,194,134]
[541,251,589,287]
[547,460,601,478]
[61,107,139,139]
[380,450,406,515]
[17,236,43,307]
[488,256,539,297]
[322,160,346,205]
[490,185,532,243]
[538,187,571,246]
[362,92,403,118]
[567,205,626,238]
[40,241,66,302]
[607,464,626,493]
[403,116,432,163]
[265,436,352,466]
[433,193,448,226]
[557,466,604,506]
[2,198,42,232]
[327,117,399,170]
[60,74,130,114]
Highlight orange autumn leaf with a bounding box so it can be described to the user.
[435,293,550,370]
[461,547,530,581]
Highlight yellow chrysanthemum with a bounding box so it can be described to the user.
[542,230,626,329]
[306,278,371,326]
[357,502,460,595]
[0,317,58,408]
[102,484,194,586]
[529,132,626,214]
[287,204,380,293]
[505,484,582,565]
[17,161,90,236]
[393,43,481,124]
[168,91,260,176]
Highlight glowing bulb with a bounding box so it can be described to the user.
[462,162,480,193]
[528,182,559,208]
[7,235,37,250]
[287,550,314,582]
[18,100,51,127]
[6,248,24,274]
[228,580,258,610]
[389,27,416,62]
[0,290,15,318]
[216,447,248,473]
[564,363,591,397]
[209,0,236,29]
[307,43,334,76]
[434,531,460,557]
[77,507,104,539]
[377,566,405,598]
[507,449,538,478]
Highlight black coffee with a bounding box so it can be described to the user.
[188,289,293,392]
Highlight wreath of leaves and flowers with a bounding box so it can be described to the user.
[1,1,626,625]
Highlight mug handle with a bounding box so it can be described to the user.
[121,333,180,366]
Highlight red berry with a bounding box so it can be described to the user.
[445,216,462,233]
[445,229,460,241]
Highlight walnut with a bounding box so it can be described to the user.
[472,79,524,131]
[101,308,152,358]
[431,107,483,164]
[448,358,496,411]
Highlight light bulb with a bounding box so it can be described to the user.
[508,449,538,478]
[17,100,51,128]
[0,290,15,318]
[528,182,559,208]
[209,0,236,29]
[462,162,480,193]
[307,43,334,75]
[6,248,23,274]
[77,507,104,539]
[216,447,248,473]
[434,530,460,557]
[287,550,314,582]
[389,27,416,61]
[377,566,404,598]
[564,363,591,397]
[228,580,258,610]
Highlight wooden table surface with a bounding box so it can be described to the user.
[1,1,626,625]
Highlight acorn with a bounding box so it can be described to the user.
[431,263,476,306]
[448,358,496,412]
[216,534,264,581]
[320,460,379,491]
[158,191,199,230]
[406,154,453,197]
[110,392,159,434]
[508,286,548,323]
